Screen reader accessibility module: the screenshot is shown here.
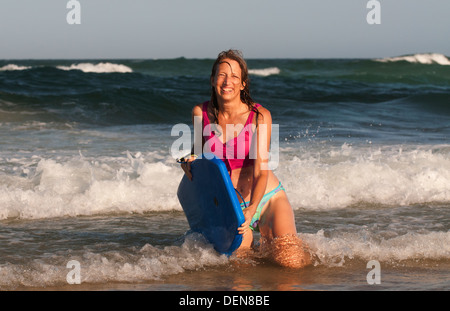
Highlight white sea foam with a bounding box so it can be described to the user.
[0,152,182,220]
[0,233,228,289]
[56,62,133,73]
[0,64,32,71]
[377,53,450,65]
[1,228,446,289]
[303,229,450,267]
[0,144,449,220]
[277,144,450,210]
[249,67,281,77]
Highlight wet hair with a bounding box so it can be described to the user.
[209,49,259,124]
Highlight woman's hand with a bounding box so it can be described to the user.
[178,154,197,180]
[238,206,256,235]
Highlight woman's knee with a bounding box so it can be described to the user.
[270,234,311,268]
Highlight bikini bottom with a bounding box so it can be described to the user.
[239,182,285,232]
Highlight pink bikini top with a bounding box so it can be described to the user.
[202,101,261,174]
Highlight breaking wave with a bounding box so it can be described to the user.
[376,53,450,65]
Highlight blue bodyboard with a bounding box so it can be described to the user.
[177,153,245,255]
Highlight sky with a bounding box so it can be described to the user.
[0,0,449,59]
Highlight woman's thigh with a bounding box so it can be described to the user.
[258,191,297,240]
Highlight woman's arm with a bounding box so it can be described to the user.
[238,107,272,234]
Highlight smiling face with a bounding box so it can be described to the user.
[211,59,245,103]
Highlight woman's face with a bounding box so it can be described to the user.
[212,58,245,103]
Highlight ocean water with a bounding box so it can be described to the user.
[0,53,449,291]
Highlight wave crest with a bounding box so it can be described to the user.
[0,64,32,71]
[249,67,280,77]
[0,233,228,289]
[304,230,450,267]
[56,62,133,73]
[0,152,182,220]
[279,144,450,210]
[376,53,450,65]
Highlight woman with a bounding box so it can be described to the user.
[181,50,310,268]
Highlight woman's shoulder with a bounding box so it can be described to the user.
[253,103,272,124]
[192,101,208,117]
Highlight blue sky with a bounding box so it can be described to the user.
[1,0,449,59]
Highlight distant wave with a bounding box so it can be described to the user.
[0,64,32,71]
[248,67,280,77]
[0,62,133,73]
[376,53,450,65]
[56,62,133,73]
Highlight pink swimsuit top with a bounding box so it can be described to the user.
[202,101,261,174]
